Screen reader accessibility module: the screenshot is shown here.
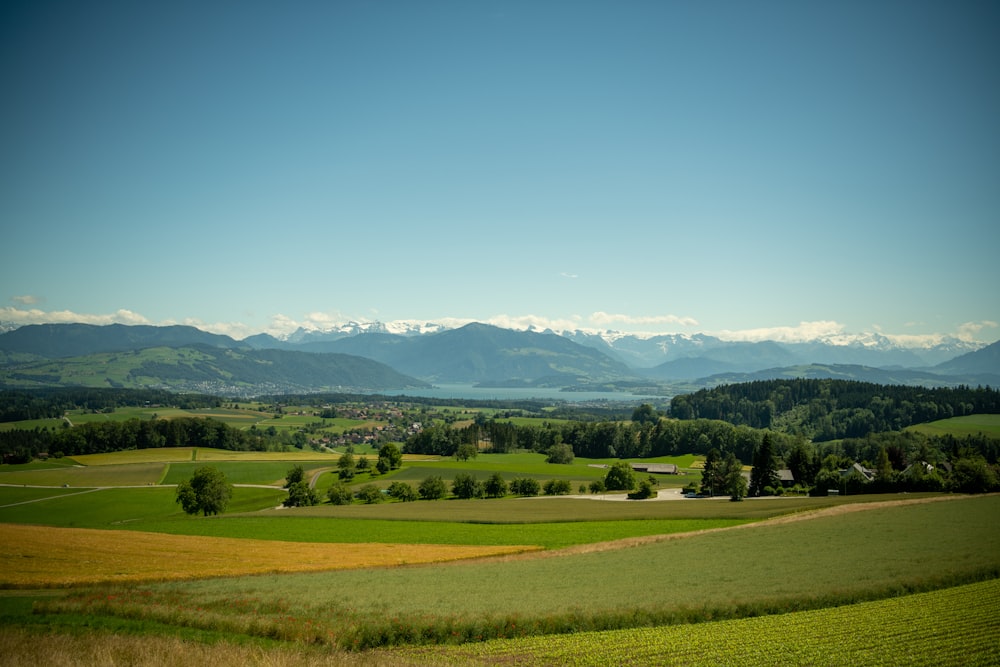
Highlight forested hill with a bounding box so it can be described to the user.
[669,379,1000,441]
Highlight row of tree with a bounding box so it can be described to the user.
[0,388,220,423]
[0,417,277,462]
[669,380,999,440]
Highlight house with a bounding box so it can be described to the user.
[840,462,875,482]
[630,463,679,475]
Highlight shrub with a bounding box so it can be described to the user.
[386,481,417,502]
[589,479,606,494]
[355,484,383,504]
[627,479,656,500]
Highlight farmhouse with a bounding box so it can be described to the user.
[630,463,679,475]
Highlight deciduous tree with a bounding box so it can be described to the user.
[175,466,233,516]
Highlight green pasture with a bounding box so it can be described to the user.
[129,515,749,549]
[0,486,85,506]
[0,462,165,487]
[0,418,65,432]
[79,495,999,650]
[160,461,318,486]
[0,486,284,528]
[907,413,1000,438]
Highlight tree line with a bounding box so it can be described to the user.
[669,380,999,440]
[0,388,220,423]
[0,416,275,462]
[405,417,799,464]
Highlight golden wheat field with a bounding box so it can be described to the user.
[0,523,539,587]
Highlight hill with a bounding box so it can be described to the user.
[0,323,241,358]
[291,322,638,385]
[0,345,428,396]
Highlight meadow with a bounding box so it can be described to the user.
[1,428,997,664]
[906,413,1000,438]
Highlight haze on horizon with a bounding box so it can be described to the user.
[2,1,997,347]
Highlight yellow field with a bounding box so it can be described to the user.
[0,524,539,587]
[193,449,340,462]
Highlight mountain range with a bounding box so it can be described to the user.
[0,322,997,397]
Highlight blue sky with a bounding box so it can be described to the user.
[2,1,998,345]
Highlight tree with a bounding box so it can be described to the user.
[700,448,724,496]
[378,442,403,470]
[722,453,747,501]
[418,475,448,500]
[175,466,233,516]
[631,404,659,424]
[284,464,305,488]
[950,454,999,494]
[327,481,353,505]
[589,479,606,494]
[455,443,479,461]
[749,434,780,496]
[284,480,319,507]
[483,472,508,498]
[545,443,575,464]
[543,479,572,495]
[387,481,417,502]
[604,461,635,491]
[452,473,483,499]
[510,477,540,497]
[337,451,355,471]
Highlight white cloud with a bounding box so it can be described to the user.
[10,295,40,305]
[713,320,846,343]
[957,320,999,342]
[589,312,699,329]
[0,307,151,326]
[483,314,585,332]
[559,272,579,279]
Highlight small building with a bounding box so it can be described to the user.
[630,463,679,475]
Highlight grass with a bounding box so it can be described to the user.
[37,495,998,650]
[907,414,1000,437]
[0,462,165,487]
[127,515,750,549]
[160,460,322,486]
[0,486,285,528]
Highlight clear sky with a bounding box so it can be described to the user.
[2,1,998,345]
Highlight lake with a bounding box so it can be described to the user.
[380,383,667,404]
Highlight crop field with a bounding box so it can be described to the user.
[906,413,1000,437]
[0,523,537,587]
[19,495,997,654]
[411,578,1000,666]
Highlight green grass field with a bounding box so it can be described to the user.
[907,414,1000,437]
